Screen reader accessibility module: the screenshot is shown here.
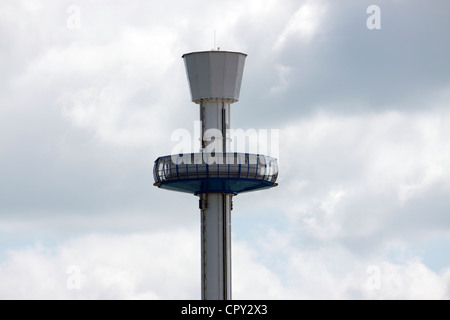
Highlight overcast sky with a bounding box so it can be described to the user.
[1,0,449,299]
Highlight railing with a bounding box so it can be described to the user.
[154,153,278,185]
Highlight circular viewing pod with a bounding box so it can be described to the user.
[153,152,278,195]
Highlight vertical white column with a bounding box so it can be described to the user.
[200,193,232,300]
[200,100,231,153]
[200,99,232,300]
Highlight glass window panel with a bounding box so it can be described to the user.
[170,163,177,180]
[213,163,220,177]
[229,164,240,178]
[218,164,229,177]
[177,164,188,179]
[193,153,202,165]
[248,154,257,165]
[197,164,207,178]
[258,163,266,178]
[236,153,245,165]
[248,164,258,179]
[164,163,170,180]
[215,153,224,165]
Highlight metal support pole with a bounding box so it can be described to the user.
[200,100,232,300]
[200,193,232,300]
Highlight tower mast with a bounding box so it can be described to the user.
[153,50,278,300]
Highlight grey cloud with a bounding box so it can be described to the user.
[1,0,450,299]
[234,0,450,128]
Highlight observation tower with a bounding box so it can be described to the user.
[153,50,278,300]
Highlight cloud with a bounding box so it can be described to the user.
[234,228,450,299]
[0,228,200,299]
[0,229,448,299]
[1,0,450,300]
[262,107,450,268]
[236,0,450,124]
[274,0,328,50]
[232,106,450,277]
[269,64,292,94]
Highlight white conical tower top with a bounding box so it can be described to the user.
[182,51,247,104]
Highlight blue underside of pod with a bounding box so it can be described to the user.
[154,177,275,195]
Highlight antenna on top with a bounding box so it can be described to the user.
[212,29,220,51]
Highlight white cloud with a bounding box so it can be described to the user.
[1,0,450,300]
[0,230,448,299]
[280,108,450,205]
[364,260,450,299]
[274,0,327,50]
[18,24,185,148]
[263,107,450,260]
[0,229,200,299]
[270,64,292,94]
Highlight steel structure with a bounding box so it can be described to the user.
[153,50,278,300]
